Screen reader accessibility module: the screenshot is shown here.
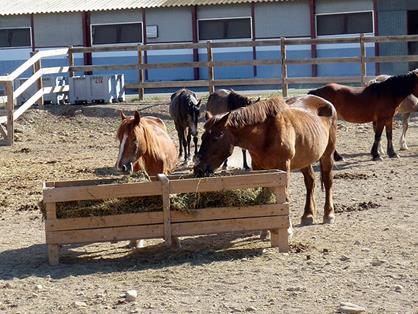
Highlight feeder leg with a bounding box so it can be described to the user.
[270,229,289,252]
[48,244,60,266]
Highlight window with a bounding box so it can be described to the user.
[316,12,373,36]
[198,18,251,41]
[0,28,31,48]
[91,23,142,45]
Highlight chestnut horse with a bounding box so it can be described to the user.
[367,75,418,151]
[206,89,260,169]
[116,111,178,175]
[116,111,178,249]
[309,70,418,161]
[195,95,337,225]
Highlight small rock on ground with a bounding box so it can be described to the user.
[125,290,138,302]
[339,302,366,313]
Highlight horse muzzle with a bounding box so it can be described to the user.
[117,162,134,174]
[193,163,214,177]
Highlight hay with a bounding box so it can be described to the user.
[39,172,276,219]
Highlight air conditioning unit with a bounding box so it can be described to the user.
[69,76,91,105]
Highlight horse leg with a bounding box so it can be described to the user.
[182,129,189,161]
[373,120,384,155]
[128,239,145,249]
[370,120,385,161]
[385,120,399,158]
[399,112,410,150]
[193,134,199,158]
[333,150,344,162]
[222,159,228,170]
[177,128,184,158]
[186,129,192,160]
[320,155,335,224]
[242,149,250,170]
[300,165,317,226]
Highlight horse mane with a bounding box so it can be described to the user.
[227,90,252,110]
[365,70,418,99]
[206,96,286,129]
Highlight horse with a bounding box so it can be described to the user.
[308,70,418,161]
[169,89,201,162]
[116,110,178,175]
[194,95,337,226]
[206,89,260,170]
[116,110,179,248]
[367,75,418,151]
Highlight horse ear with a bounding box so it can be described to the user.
[120,110,127,120]
[219,112,230,126]
[255,97,260,103]
[134,111,141,125]
[205,111,213,121]
[197,99,202,107]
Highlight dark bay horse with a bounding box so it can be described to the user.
[195,95,337,225]
[367,75,418,151]
[206,89,260,170]
[170,89,201,162]
[116,111,178,175]
[309,70,418,161]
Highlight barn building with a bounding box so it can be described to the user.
[0,0,417,86]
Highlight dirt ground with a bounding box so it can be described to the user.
[0,95,417,314]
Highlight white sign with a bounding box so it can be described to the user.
[146,25,158,39]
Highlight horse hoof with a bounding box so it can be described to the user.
[388,153,399,159]
[399,146,408,151]
[372,156,383,161]
[301,216,314,226]
[323,216,335,224]
[334,155,344,162]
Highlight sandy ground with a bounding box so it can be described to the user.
[0,98,417,314]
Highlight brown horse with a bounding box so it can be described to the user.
[206,89,260,169]
[367,75,418,151]
[194,95,337,225]
[309,70,418,161]
[116,111,178,176]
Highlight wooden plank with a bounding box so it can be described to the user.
[281,37,288,97]
[6,81,14,146]
[130,80,209,89]
[45,203,288,232]
[169,172,287,194]
[138,47,144,101]
[9,54,42,81]
[286,57,360,65]
[214,78,281,86]
[42,66,70,75]
[38,48,69,58]
[270,228,289,252]
[359,34,366,86]
[45,202,57,220]
[0,123,7,139]
[34,58,44,107]
[46,224,164,244]
[46,211,164,232]
[13,69,42,99]
[43,181,162,202]
[158,174,172,246]
[72,44,148,53]
[213,59,281,67]
[284,37,360,45]
[13,89,44,121]
[285,76,361,84]
[140,61,207,70]
[207,41,215,94]
[171,216,289,237]
[68,48,74,77]
[365,55,418,63]
[70,64,138,72]
[45,178,122,188]
[367,34,418,43]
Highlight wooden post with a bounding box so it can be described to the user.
[280,37,288,97]
[5,81,14,146]
[359,33,367,86]
[46,202,60,265]
[68,47,75,78]
[32,50,44,108]
[207,41,215,94]
[270,184,289,252]
[138,46,145,101]
[158,174,172,247]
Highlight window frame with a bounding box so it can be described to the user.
[197,16,253,42]
[90,21,144,46]
[0,26,32,49]
[315,10,375,37]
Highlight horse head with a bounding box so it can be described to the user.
[186,94,201,136]
[228,90,260,110]
[194,112,234,177]
[116,110,146,173]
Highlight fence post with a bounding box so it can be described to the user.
[31,50,44,108]
[359,33,366,86]
[138,45,145,101]
[207,41,215,94]
[280,37,288,97]
[5,80,14,146]
[68,46,74,78]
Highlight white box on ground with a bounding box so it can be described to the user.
[15,76,67,105]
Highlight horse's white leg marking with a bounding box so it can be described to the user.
[116,133,128,169]
[399,113,410,150]
[378,141,384,155]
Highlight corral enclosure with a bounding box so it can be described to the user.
[0,95,417,313]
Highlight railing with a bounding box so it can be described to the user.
[1,34,418,146]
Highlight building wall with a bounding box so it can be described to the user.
[197,4,250,19]
[34,13,83,47]
[146,7,193,43]
[255,1,310,38]
[316,0,373,14]
[90,9,142,24]
[0,15,31,28]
